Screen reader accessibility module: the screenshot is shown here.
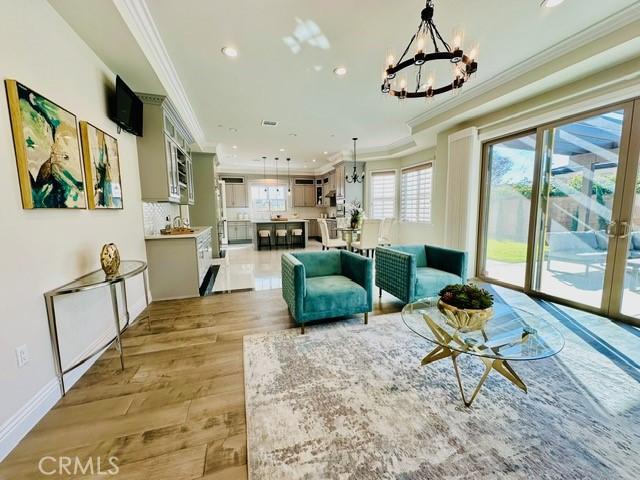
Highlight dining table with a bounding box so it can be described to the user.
[336,227,360,250]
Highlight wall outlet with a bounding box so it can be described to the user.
[16,344,29,368]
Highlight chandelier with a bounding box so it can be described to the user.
[381,1,478,100]
[345,138,364,184]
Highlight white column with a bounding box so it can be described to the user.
[445,127,481,276]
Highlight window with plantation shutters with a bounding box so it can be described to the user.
[400,162,432,223]
[370,170,396,219]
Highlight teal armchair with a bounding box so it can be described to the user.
[375,245,468,304]
[281,250,373,333]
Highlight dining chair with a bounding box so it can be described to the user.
[318,219,347,250]
[352,219,382,257]
[378,217,395,246]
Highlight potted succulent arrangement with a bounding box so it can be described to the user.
[346,200,364,229]
[438,284,494,331]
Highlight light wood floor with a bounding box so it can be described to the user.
[1,289,402,479]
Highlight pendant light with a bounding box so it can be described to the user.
[286,157,291,195]
[345,137,364,183]
[262,156,268,192]
[275,157,280,192]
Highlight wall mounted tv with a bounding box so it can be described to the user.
[111,75,143,136]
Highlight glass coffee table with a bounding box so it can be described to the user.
[402,297,565,407]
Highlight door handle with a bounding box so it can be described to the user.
[619,221,630,239]
[607,221,617,238]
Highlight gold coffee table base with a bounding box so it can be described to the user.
[422,346,527,407]
[421,314,527,407]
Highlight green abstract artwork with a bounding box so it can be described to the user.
[6,80,86,209]
[80,122,123,209]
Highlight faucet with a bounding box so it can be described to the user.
[173,216,183,228]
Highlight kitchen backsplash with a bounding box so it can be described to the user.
[142,202,191,235]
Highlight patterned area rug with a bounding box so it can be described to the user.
[244,306,640,479]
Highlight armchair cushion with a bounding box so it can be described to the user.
[304,276,367,314]
[415,267,463,299]
[291,250,341,277]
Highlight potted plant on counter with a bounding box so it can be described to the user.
[438,284,494,331]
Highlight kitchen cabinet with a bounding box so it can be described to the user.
[186,157,195,205]
[137,94,195,203]
[335,164,345,199]
[293,178,317,207]
[293,186,305,207]
[303,185,316,206]
[145,227,212,300]
[228,221,252,244]
[221,178,248,208]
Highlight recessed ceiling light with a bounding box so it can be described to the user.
[540,0,564,6]
[323,151,328,155]
[312,159,316,163]
[232,145,237,149]
[221,46,238,57]
[333,66,347,76]
[289,133,297,137]
[280,148,285,152]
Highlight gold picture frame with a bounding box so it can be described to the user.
[5,79,86,209]
[79,122,123,209]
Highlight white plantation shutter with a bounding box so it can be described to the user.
[370,171,396,219]
[400,163,432,223]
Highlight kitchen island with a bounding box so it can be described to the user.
[145,226,212,300]
[251,220,309,250]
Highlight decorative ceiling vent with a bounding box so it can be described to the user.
[261,120,279,127]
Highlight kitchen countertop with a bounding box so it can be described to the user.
[145,226,212,240]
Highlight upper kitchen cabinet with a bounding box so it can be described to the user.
[136,94,195,204]
[293,178,317,207]
[220,176,248,208]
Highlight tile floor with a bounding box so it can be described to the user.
[211,240,323,293]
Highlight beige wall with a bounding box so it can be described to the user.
[0,0,147,456]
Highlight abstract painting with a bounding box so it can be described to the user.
[5,80,85,209]
[80,122,123,209]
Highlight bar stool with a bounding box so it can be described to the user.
[258,230,272,250]
[290,228,303,248]
[275,228,288,248]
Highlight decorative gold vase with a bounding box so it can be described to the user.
[437,300,493,332]
[100,243,121,277]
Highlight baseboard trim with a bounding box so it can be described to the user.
[0,379,60,461]
[0,295,149,462]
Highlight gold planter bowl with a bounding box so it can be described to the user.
[437,300,493,332]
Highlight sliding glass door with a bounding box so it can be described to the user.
[478,100,640,325]
[479,132,537,288]
[531,108,626,309]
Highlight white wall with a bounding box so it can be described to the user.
[0,0,147,459]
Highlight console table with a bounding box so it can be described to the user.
[43,260,150,395]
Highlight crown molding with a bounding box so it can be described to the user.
[217,163,321,176]
[407,2,640,131]
[112,0,206,147]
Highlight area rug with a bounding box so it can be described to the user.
[243,310,640,479]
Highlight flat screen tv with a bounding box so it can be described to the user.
[111,75,143,136]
